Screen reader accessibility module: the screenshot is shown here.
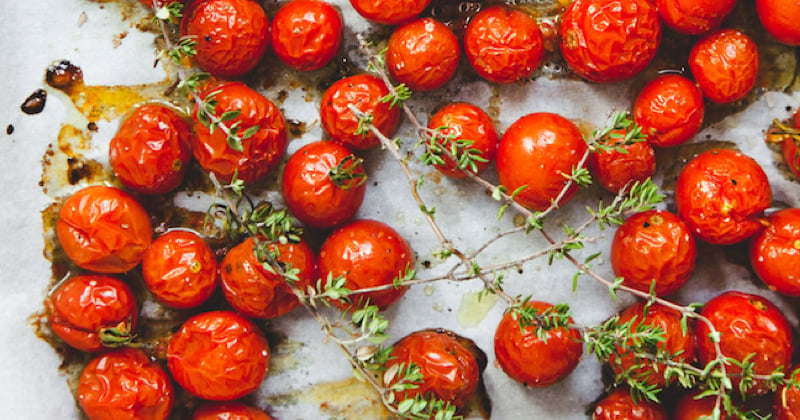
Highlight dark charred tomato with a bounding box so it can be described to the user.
[318,219,413,311]
[592,388,668,420]
[672,389,732,419]
[78,348,173,420]
[775,366,800,419]
[633,74,705,148]
[757,0,800,46]
[141,230,218,309]
[749,208,800,296]
[653,0,735,35]
[270,0,343,71]
[181,0,269,78]
[385,18,461,92]
[427,102,498,178]
[192,81,287,184]
[496,112,588,211]
[167,310,270,401]
[56,185,153,273]
[560,0,661,83]
[348,0,431,25]
[610,210,696,296]
[589,130,656,194]
[494,301,582,387]
[463,5,544,84]
[281,140,366,229]
[696,291,793,396]
[193,402,273,420]
[689,29,759,104]
[320,74,401,150]
[46,275,137,353]
[220,236,316,319]
[675,149,771,245]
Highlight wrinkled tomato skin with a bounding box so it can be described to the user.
[749,208,800,296]
[675,149,771,245]
[270,0,343,71]
[494,301,583,387]
[427,103,498,178]
[689,29,759,104]
[57,185,153,274]
[181,0,269,78]
[696,291,793,396]
[757,0,800,46]
[560,0,661,83]
[592,388,668,420]
[463,6,544,84]
[78,348,173,420]
[193,402,273,420]
[167,311,270,401]
[633,74,705,148]
[46,275,138,353]
[281,141,366,229]
[220,237,316,319]
[653,0,735,35]
[673,389,731,419]
[775,366,800,420]
[386,18,461,92]
[496,112,588,211]
[589,130,656,194]
[349,0,431,25]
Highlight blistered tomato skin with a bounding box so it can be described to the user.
[653,0,735,35]
[689,29,759,104]
[193,402,273,420]
[349,0,431,25]
[757,0,800,46]
[633,74,705,148]
[78,348,173,420]
[57,185,153,273]
[386,18,461,92]
[427,103,498,178]
[775,366,800,420]
[749,208,800,296]
[589,130,656,194]
[592,388,668,420]
[270,0,343,71]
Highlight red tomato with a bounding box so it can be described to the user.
[672,389,731,420]
[57,185,153,273]
[496,112,588,211]
[689,29,759,104]
[757,0,800,46]
[675,149,771,245]
[463,6,544,84]
[560,0,661,83]
[220,236,316,319]
[589,130,656,194]
[652,0,735,35]
[633,74,705,148]
[193,402,273,420]
[281,140,366,228]
[775,366,800,420]
[386,18,461,92]
[78,348,173,420]
[592,388,668,420]
[749,208,800,296]
[426,102,498,178]
[348,0,431,25]
[167,311,270,400]
[270,0,342,71]
[494,301,583,387]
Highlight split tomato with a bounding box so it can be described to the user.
[348,0,431,25]
[193,402,273,420]
[633,74,705,148]
[592,388,667,420]
[689,29,759,104]
[270,0,342,71]
[386,18,461,91]
[749,208,800,296]
[427,102,498,178]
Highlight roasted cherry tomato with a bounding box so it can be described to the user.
[496,112,588,211]
[672,389,732,419]
[675,149,771,245]
[494,301,583,387]
[589,129,656,194]
[560,0,661,83]
[592,387,667,420]
[193,402,273,420]
[427,102,498,178]
[348,0,431,25]
[775,366,800,420]
[463,5,544,84]
[749,208,800,296]
[181,0,269,78]
[78,348,173,420]
[689,29,759,104]
[192,81,287,184]
[386,18,461,92]
[57,185,153,273]
[318,219,413,310]
[281,140,366,228]
[653,0,735,35]
[220,236,316,319]
[270,0,342,71]
[696,291,793,396]
[633,74,705,148]
[320,74,401,150]
[757,0,800,46]
[167,311,270,401]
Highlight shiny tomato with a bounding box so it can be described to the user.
[494,301,583,387]
[672,389,732,419]
[348,0,431,25]
[220,236,316,319]
[463,5,544,84]
[386,18,461,92]
[653,0,735,35]
[427,102,498,178]
[633,74,705,148]
[318,219,413,310]
[689,29,759,104]
[749,208,800,296]
[181,0,269,78]
[592,388,667,420]
[496,112,588,211]
[78,348,173,420]
[57,185,153,273]
[775,366,800,420]
[167,310,270,400]
[281,140,366,229]
[589,130,656,194]
[757,0,800,46]
[270,0,342,71]
[675,149,771,245]
[193,402,273,420]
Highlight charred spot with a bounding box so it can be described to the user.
[46,60,83,90]
[87,122,98,131]
[6,124,13,135]
[21,89,47,115]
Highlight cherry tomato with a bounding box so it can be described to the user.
[757,0,800,46]
[427,102,498,178]
[749,208,800,296]
[696,291,793,396]
[167,310,270,401]
[633,74,705,148]
[193,402,273,420]
[192,81,287,184]
[589,130,656,194]
[348,0,431,25]
[181,0,269,78]
[270,0,342,71]
[775,366,800,420]
[386,18,461,92]
[220,236,316,319]
[689,29,759,104]
[494,301,583,387]
[496,112,588,211]
[652,0,735,35]
[592,387,667,420]
[675,149,771,245]
[78,348,173,420]
[57,185,153,273]
[672,389,732,419]
[560,0,661,83]
[281,140,366,229]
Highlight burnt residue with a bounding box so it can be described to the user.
[66,157,105,186]
[287,119,306,138]
[21,89,47,115]
[46,60,83,93]
[6,124,14,135]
